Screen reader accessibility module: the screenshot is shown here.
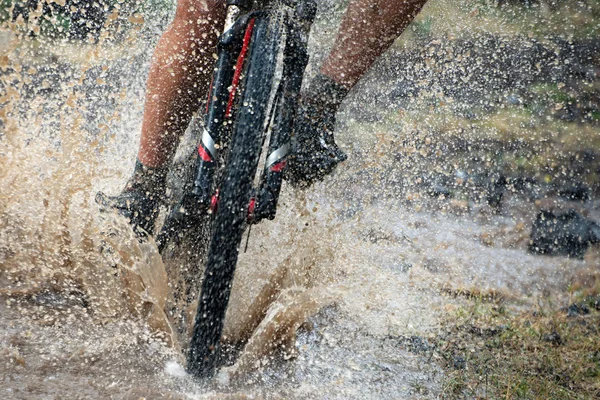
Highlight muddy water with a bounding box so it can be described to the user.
[2,2,600,399]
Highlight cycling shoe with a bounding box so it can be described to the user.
[286,74,349,187]
[286,102,347,186]
[96,160,167,236]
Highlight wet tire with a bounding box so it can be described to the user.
[186,15,282,379]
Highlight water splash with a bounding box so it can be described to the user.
[1,0,599,398]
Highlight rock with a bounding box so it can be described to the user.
[486,176,506,209]
[68,0,109,41]
[428,183,451,198]
[396,335,434,354]
[11,0,111,42]
[542,331,563,346]
[480,232,494,246]
[558,184,590,201]
[468,324,506,337]
[505,93,523,105]
[497,0,540,7]
[528,209,600,259]
[565,303,590,317]
[452,355,466,370]
[449,199,470,214]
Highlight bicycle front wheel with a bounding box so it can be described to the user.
[187,13,283,379]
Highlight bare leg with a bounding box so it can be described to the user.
[321,0,428,89]
[137,0,226,168]
[288,0,427,186]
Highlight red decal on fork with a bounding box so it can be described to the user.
[198,145,213,162]
[247,197,257,222]
[269,160,287,172]
[226,18,256,118]
[210,189,220,214]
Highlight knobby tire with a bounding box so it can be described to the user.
[187,15,282,379]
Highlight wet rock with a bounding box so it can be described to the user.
[68,0,109,41]
[399,336,434,354]
[32,289,89,310]
[429,184,451,198]
[542,331,563,346]
[484,176,544,209]
[449,199,470,214]
[554,104,580,122]
[589,297,600,311]
[480,232,495,246]
[459,109,479,120]
[455,170,468,183]
[11,0,111,41]
[508,177,540,197]
[452,355,466,370]
[528,209,600,258]
[427,179,451,198]
[505,93,523,105]
[564,303,590,317]
[486,176,506,209]
[497,0,540,6]
[363,228,396,244]
[375,34,600,121]
[388,80,419,101]
[558,184,590,201]
[423,257,446,273]
[467,324,506,338]
[389,261,413,274]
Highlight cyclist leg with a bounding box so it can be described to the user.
[138,0,226,168]
[96,0,226,234]
[321,0,428,89]
[288,0,428,186]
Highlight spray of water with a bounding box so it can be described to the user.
[1,0,599,398]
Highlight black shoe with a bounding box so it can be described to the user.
[96,160,168,236]
[286,74,349,187]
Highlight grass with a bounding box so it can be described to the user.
[436,296,600,399]
[377,102,600,186]
[400,0,600,45]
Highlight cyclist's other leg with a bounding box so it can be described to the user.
[321,0,428,89]
[289,0,428,186]
[96,0,226,234]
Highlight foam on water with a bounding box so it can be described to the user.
[165,360,188,379]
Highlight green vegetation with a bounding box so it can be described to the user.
[378,104,600,188]
[438,296,600,399]
[0,0,9,23]
[399,0,600,46]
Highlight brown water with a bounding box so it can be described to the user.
[1,1,599,398]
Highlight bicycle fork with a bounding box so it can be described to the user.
[188,1,316,225]
[248,3,315,223]
[192,9,255,208]
[155,9,255,250]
